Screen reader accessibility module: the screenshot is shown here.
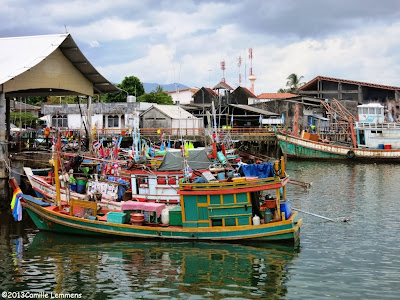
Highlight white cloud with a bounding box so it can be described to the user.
[69,17,150,43]
[6,0,400,95]
[98,44,176,83]
[90,40,100,48]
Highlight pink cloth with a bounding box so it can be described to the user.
[121,201,166,217]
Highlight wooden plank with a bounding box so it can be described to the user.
[70,199,97,216]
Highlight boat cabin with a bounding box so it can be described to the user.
[357,103,384,124]
[356,103,400,149]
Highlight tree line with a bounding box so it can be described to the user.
[24,75,174,106]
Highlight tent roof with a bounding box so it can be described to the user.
[158,148,211,171]
[0,33,119,94]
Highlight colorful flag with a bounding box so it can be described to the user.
[10,188,23,222]
[184,142,189,157]
[93,140,101,149]
[10,188,22,210]
[99,145,105,157]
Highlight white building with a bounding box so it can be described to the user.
[166,88,198,105]
[41,102,152,131]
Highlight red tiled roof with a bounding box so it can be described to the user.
[299,76,400,91]
[166,88,198,94]
[257,93,297,99]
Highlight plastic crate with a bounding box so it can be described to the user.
[280,200,292,219]
[107,212,127,224]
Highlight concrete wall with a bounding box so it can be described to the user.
[254,100,306,130]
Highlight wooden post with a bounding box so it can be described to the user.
[0,90,10,209]
[87,95,92,153]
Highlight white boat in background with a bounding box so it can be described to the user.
[277,103,400,161]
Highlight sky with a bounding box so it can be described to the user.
[2,0,400,95]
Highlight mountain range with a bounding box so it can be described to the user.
[143,82,190,93]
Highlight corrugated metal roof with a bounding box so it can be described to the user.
[300,75,400,91]
[229,104,279,116]
[141,104,197,119]
[0,33,119,94]
[11,100,40,111]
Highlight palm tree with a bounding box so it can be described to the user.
[286,73,305,91]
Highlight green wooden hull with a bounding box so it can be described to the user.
[277,133,400,161]
[23,201,302,244]
[278,139,347,159]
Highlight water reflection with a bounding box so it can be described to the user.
[2,231,300,299]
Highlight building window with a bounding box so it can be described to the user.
[108,115,119,128]
[52,115,68,128]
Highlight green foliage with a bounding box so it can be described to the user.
[137,85,174,104]
[25,96,48,105]
[104,75,145,102]
[285,73,305,90]
[277,88,291,93]
[10,112,39,127]
[47,96,83,104]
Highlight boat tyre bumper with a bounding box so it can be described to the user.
[346,150,355,159]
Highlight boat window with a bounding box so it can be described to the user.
[369,108,376,114]
[211,219,223,227]
[377,108,383,115]
[377,131,382,134]
[138,176,148,187]
[362,108,368,114]
[359,130,365,145]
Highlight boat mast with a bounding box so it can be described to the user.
[52,144,62,209]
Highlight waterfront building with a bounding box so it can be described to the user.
[166,88,198,105]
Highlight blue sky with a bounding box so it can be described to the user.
[2,0,400,95]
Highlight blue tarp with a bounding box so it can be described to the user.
[22,194,51,207]
[239,163,275,179]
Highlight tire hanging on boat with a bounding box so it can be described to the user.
[346,150,355,159]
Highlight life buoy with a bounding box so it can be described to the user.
[346,150,355,159]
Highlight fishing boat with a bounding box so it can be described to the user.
[12,155,302,244]
[277,103,400,161]
[24,147,215,207]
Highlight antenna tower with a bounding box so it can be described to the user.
[238,55,242,86]
[248,48,256,93]
[249,48,253,76]
[220,60,226,83]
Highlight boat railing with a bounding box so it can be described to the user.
[355,122,400,129]
[179,176,283,191]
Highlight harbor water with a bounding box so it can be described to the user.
[1,161,400,299]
